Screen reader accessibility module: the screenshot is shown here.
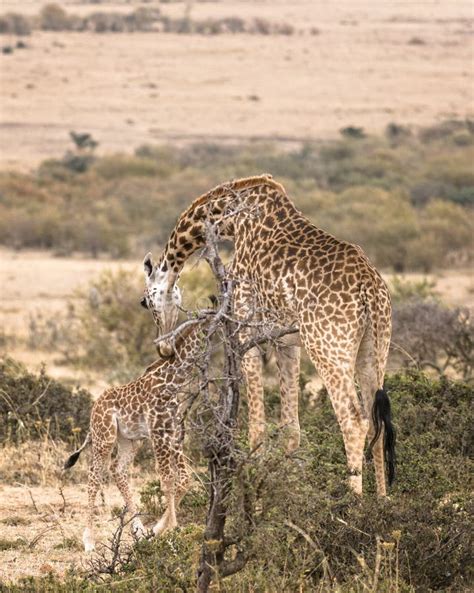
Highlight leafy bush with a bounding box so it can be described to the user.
[340,125,366,139]
[65,269,158,380]
[389,275,438,303]
[392,300,473,380]
[0,357,92,445]
[28,265,216,378]
[224,372,473,591]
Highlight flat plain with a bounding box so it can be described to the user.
[0,0,473,169]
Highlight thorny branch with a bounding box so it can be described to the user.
[191,219,297,592]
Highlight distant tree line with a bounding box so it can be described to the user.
[0,4,296,37]
[0,120,472,271]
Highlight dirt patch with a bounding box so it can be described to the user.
[0,480,148,583]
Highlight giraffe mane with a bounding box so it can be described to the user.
[189,174,287,210]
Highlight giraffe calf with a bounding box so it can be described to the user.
[64,320,206,552]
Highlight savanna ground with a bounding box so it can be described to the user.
[0,0,473,169]
[0,0,473,590]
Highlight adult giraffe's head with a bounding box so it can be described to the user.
[141,174,285,355]
[142,251,182,357]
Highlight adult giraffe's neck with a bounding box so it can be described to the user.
[157,174,286,288]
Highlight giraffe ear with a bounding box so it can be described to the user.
[140,296,149,309]
[143,252,153,277]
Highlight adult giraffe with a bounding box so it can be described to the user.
[142,174,395,495]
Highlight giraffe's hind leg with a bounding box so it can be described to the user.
[328,370,369,495]
[275,334,301,453]
[110,434,145,537]
[302,333,369,494]
[356,328,387,496]
[84,436,115,552]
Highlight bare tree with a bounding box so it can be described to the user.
[187,222,296,591]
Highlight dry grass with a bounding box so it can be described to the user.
[0,479,149,583]
[0,0,473,169]
[0,430,154,583]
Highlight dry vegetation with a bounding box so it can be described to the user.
[0,0,473,168]
[0,3,296,36]
[0,355,472,591]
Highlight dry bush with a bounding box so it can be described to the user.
[418,119,469,144]
[81,7,161,33]
[0,122,473,269]
[39,4,76,31]
[391,299,473,381]
[0,357,92,445]
[0,439,87,486]
[26,265,216,378]
[0,358,91,486]
[2,3,294,37]
[0,13,31,35]
[54,269,158,380]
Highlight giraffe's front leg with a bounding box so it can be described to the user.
[275,335,301,453]
[241,346,266,450]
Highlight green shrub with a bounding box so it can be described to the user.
[389,275,438,303]
[409,199,473,270]
[67,268,157,379]
[93,154,163,179]
[2,372,472,591]
[224,372,473,591]
[340,126,366,139]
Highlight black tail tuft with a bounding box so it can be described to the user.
[64,449,82,470]
[369,389,396,486]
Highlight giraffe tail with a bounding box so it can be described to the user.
[64,432,91,470]
[368,389,396,485]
